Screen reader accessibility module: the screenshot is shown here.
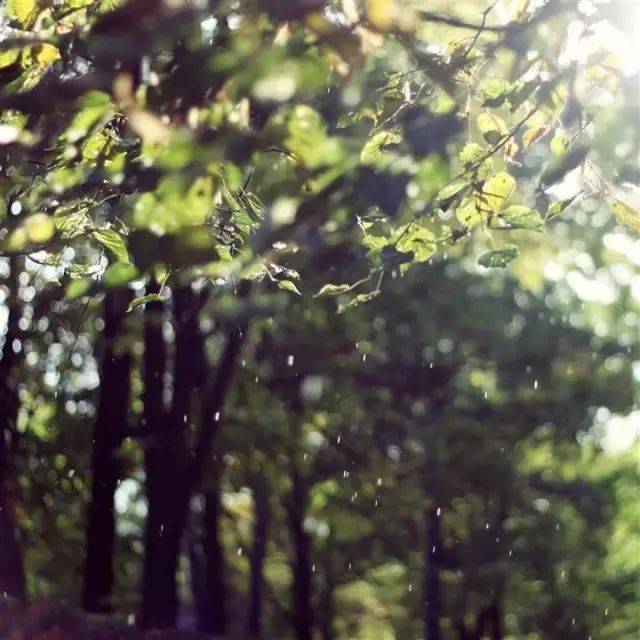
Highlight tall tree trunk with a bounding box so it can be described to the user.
[141,282,249,628]
[288,465,313,640]
[196,467,227,635]
[141,286,197,629]
[246,474,270,639]
[140,282,175,628]
[423,502,441,640]
[83,288,132,613]
[319,548,336,640]
[0,257,26,601]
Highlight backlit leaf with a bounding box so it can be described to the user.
[478,172,516,213]
[127,293,164,312]
[93,229,130,263]
[478,245,518,268]
[103,263,139,288]
[499,205,542,229]
[278,279,302,295]
[24,213,56,244]
[610,199,640,233]
[315,283,352,297]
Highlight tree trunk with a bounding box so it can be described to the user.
[141,282,249,628]
[140,282,170,626]
[423,502,441,640]
[196,469,227,635]
[288,466,313,640]
[0,257,26,601]
[487,601,502,640]
[83,288,132,613]
[319,550,336,640]
[141,286,197,629]
[246,475,270,639]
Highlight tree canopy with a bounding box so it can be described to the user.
[1,1,639,639]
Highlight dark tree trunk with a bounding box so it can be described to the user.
[83,288,132,613]
[423,502,441,640]
[196,470,227,635]
[288,466,313,640]
[141,286,197,629]
[469,597,503,639]
[141,282,249,629]
[319,550,336,640]
[246,475,270,639]
[0,257,26,601]
[487,601,502,640]
[140,282,177,629]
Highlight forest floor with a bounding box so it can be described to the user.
[0,601,211,640]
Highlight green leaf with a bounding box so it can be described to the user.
[103,263,139,288]
[459,143,484,165]
[360,131,402,165]
[278,279,302,295]
[337,290,380,313]
[478,245,518,268]
[65,92,113,142]
[0,48,20,69]
[481,79,510,107]
[315,283,353,297]
[395,223,436,263]
[285,105,343,169]
[55,205,90,239]
[456,197,484,229]
[477,113,507,145]
[127,293,164,312]
[610,199,640,233]
[93,229,130,263]
[546,195,577,220]
[381,245,413,270]
[65,278,92,300]
[437,180,469,202]
[550,131,567,156]
[499,205,542,229]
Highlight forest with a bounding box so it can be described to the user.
[1,0,639,638]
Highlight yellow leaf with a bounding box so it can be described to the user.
[34,43,60,67]
[365,0,415,32]
[456,197,485,229]
[366,0,395,30]
[9,0,38,26]
[478,172,516,213]
[24,213,56,244]
[611,200,640,233]
[0,48,20,69]
[522,125,549,150]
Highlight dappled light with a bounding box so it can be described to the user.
[1,1,639,639]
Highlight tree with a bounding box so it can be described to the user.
[82,287,132,612]
[1,0,639,636]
